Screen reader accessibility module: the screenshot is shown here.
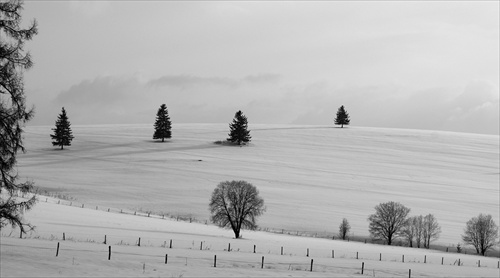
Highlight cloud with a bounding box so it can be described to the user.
[31,74,499,135]
[51,76,146,124]
[147,74,281,89]
[68,1,110,17]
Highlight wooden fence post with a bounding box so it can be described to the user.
[200,242,203,250]
[310,259,314,272]
[261,256,264,269]
[409,269,411,278]
[138,237,141,247]
[104,235,107,244]
[63,233,65,241]
[108,246,111,260]
[356,252,358,259]
[281,246,283,255]
[307,248,309,257]
[332,250,334,258]
[19,229,22,239]
[402,255,404,263]
[169,239,172,249]
[56,242,60,257]
[424,255,426,263]
[228,243,230,252]
[478,260,480,267]
[380,253,382,261]
[458,258,461,266]
[165,254,168,264]
[254,245,256,253]
[213,255,217,268]
[361,262,364,274]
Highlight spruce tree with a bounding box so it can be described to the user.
[227,110,251,145]
[153,104,172,142]
[334,105,350,128]
[50,107,74,150]
[1,0,38,234]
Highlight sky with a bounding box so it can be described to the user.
[20,1,499,135]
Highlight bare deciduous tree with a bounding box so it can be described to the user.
[338,218,351,240]
[423,213,441,249]
[462,214,498,256]
[404,214,440,248]
[404,216,419,247]
[414,215,424,248]
[209,180,265,239]
[368,201,410,245]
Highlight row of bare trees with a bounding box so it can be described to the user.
[403,214,441,248]
[361,201,498,256]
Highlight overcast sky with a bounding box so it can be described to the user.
[22,1,499,135]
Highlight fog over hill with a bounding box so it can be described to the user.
[18,124,499,246]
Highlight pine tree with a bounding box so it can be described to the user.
[50,107,74,150]
[334,105,350,128]
[1,0,38,234]
[227,110,251,145]
[153,104,171,142]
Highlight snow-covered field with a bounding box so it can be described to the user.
[2,123,499,277]
[16,124,499,244]
[2,199,499,277]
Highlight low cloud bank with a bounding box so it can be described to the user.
[29,74,499,135]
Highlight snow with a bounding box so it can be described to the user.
[2,123,498,276]
[2,200,499,277]
[17,124,499,245]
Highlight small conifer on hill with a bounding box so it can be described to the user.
[227,110,251,145]
[153,104,172,142]
[335,105,350,128]
[50,107,74,150]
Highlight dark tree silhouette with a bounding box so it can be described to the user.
[339,218,351,240]
[462,214,498,256]
[368,201,410,245]
[0,0,38,234]
[227,110,251,145]
[334,105,350,128]
[209,180,265,238]
[153,104,171,142]
[50,107,74,150]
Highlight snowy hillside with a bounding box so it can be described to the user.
[17,124,499,246]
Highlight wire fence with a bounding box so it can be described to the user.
[8,190,500,271]
[7,238,498,278]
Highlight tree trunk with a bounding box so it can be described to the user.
[162,137,164,142]
[234,229,240,239]
[60,145,63,150]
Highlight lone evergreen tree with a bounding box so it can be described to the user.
[153,104,172,142]
[334,105,350,128]
[1,0,38,234]
[50,107,74,150]
[227,110,251,145]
